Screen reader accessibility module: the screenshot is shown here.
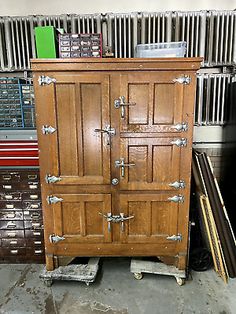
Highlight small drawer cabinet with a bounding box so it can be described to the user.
[0,169,45,263]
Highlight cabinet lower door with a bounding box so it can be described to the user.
[120,194,180,245]
[49,194,112,244]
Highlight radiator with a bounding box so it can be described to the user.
[0,14,102,71]
[0,11,235,71]
[0,11,235,128]
[195,73,233,126]
[105,13,138,58]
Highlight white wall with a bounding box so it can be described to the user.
[0,0,235,16]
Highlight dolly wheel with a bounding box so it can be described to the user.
[44,279,53,287]
[175,277,185,286]
[133,272,143,280]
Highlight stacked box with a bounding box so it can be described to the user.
[0,77,35,129]
[59,33,102,58]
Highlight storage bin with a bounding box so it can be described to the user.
[134,41,187,58]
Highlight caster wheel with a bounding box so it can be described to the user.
[44,279,53,287]
[85,282,90,286]
[133,272,143,280]
[175,277,185,286]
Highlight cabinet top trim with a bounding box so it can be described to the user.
[31,57,202,72]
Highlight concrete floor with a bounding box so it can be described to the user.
[0,258,235,314]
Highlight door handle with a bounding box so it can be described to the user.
[94,125,116,145]
[115,158,135,177]
[114,96,136,119]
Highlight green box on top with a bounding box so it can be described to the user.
[35,26,57,58]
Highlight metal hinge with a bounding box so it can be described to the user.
[42,125,57,135]
[49,234,65,243]
[115,158,135,177]
[99,212,134,232]
[169,180,186,189]
[173,75,191,85]
[38,75,56,86]
[47,195,63,205]
[114,96,136,119]
[171,122,188,132]
[166,234,183,241]
[45,174,62,184]
[168,195,185,203]
[170,138,187,147]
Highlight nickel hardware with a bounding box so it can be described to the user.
[10,250,18,254]
[45,174,62,184]
[7,222,16,229]
[170,138,187,147]
[173,75,191,85]
[166,234,183,241]
[35,250,43,254]
[30,195,39,200]
[169,180,186,189]
[114,96,136,119]
[9,240,18,245]
[168,195,185,203]
[42,125,57,135]
[7,232,16,237]
[99,212,134,232]
[28,174,38,180]
[171,122,188,132]
[47,195,63,205]
[49,234,65,243]
[115,158,135,177]
[94,125,116,145]
[6,213,16,219]
[111,178,119,186]
[6,204,14,209]
[3,185,12,189]
[38,75,56,86]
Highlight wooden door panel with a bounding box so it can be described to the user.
[120,194,179,244]
[46,74,110,185]
[119,137,181,190]
[51,194,112,243]
[119,73,185,133]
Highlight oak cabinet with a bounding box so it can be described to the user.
[31,58,201,271]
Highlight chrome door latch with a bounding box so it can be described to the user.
[47,195,63,205]
[45,174,62,184]
[99,212,134,232]
[114,96,136,119]
[166,234,183,241]
[169,180,186,189]
[94,125,116,145]
[168,195,185,203]
[42,125,57,135]
[170,138,187,147]
[171,122,188,132]
[49,234,65,243]
[173,75,191,85]
[38,75,56,86]
[115,158,136,177]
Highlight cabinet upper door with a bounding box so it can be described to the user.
[35,74,110,185]
[118,72,188,134]
[119,137,183,190]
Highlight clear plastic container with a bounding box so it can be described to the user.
[134,41,187,58]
